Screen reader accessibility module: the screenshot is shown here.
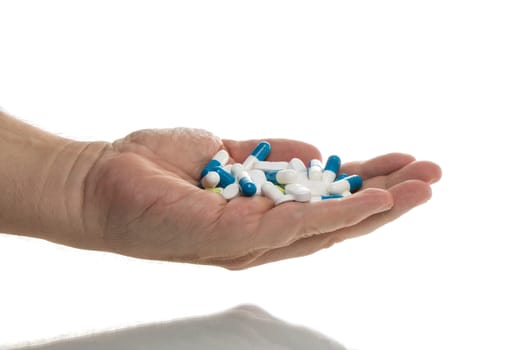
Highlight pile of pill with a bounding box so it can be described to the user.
[199,141,363,205]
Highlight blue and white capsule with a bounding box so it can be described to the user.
[200,149,229,178]
[321,194,345,200]
[308,159,323,181]
[335,173,349,181]
[326,174,363,194]
[242,141,271,170]
[248,169,266,195]
[322,155,341,183]
[265,169,298,185]
[231,163,257,196]
[200,170,220,188]
[213,166,236,188]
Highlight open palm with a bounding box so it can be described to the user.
[81,128,441,269]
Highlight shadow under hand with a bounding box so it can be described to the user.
[20,305,349,350]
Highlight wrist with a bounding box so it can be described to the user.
[36,140,111,248]
[0,111,110,248]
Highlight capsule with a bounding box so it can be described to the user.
[206,187,223,194]
[213,166,236,188]
[321,194,344,200]
[285,183,311,202]
[254,161,289,171]
[200,150,229,177]
[322,155,341,183]
[335,173,349,181]
[288,158,307,172]
[242,141,271,170]
[261,182,294,205]
[265,169,298,185]
[222,183,240,200]
[326,174,363,194]
[200,170,220,188]
[231,163,257,196]
[308,159,323,181]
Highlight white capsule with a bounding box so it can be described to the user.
[230,163,245,177]
[288,158,307,172]
[284,183,311,202]
[295,170,310,186]
[222,183,240,200]
[308,159,323,181]
[200,171,220,188]
[304,179,328,196]
[261,182,294,205]
[254,161,289,171]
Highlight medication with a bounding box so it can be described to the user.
[254,161,289,171]
[288,158,307,172]
[197,141,364,206]
[306,180,327,196]
[213,166,236,188]
[322,155,341,183]
[265,169,298,185]
[222,183,240,200]
[206,187,223,194]
[261,181,294,205]
[308,159,323,181]
[321,194,344,200]
[335,173,349,181]
[326,174,363,194]
[200,149,229,177]
[285,183,311,202]
[247,169,266,195]
[242,141,271,170]
[231,163,257,196]
[200,170,220,188]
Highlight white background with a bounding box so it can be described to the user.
[1,1,524,349]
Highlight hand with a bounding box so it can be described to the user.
[79,127,441,269]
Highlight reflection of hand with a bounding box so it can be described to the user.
[28,305,348,350]
[80,128,440,269]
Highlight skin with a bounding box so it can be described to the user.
[0,111,441,270]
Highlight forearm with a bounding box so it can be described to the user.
[0,111,109,247]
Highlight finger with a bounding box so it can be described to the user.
[363,160,442,189]
[242,179,432,268]
[222,139,322,164]
[340,153,416,180]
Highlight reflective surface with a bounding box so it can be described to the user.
[17,305,348,350]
